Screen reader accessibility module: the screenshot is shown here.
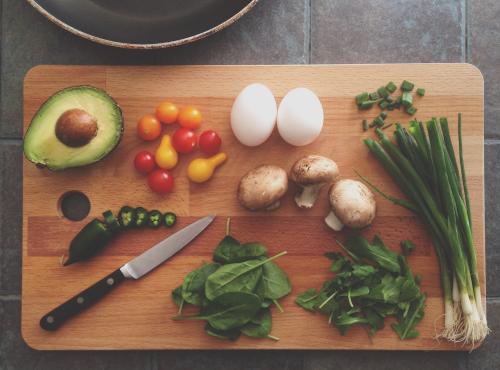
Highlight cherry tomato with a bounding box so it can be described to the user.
[199,130,222,155]
[148,169,174,194]
[137,115,161,141]
[134,150,155,174]
[178,106,202,129]
[155,101,179,125]
[172,128,197,154]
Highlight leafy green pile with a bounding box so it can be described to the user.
[172,228,291,341]
[296,235,426,339]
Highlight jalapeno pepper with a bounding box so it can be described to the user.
[102,210,121,234]
[147,210,162,228]
[119,206,136,229]
[135,207,148,227]
[164,212,177,228]
[63,219,114,266]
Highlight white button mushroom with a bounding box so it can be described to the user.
[290,155,339,208]
[325,179,376,231]
[277,87,324,146]
[237,165,288,211]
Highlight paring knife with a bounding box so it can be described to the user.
[40,215,215,331]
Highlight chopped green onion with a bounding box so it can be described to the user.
[362,119,369,131]
[401,80,415,91]
[379,100,389,109]
[373,117,385,128]
[386,81,397,93]
[369,92,380,100]
[359,100,378,110]
[406,106,417,115]
[356,92,369,105]
[377,86,390,98]
[381,123,393,130]
[401,92,413,108]
[380,111,388,119]
[416,88,425,96]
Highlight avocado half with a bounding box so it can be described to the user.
[23,86,124,170]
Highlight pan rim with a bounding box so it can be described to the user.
[26,0,259,49]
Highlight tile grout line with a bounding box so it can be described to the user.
[0,137,22,143]
[0,294,21,301]
[485,139,500,145]
[463,0,468,62]
[306,0,311,64]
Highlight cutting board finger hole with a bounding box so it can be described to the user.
[58,191,91,221]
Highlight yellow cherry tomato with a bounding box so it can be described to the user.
[155,135,178,169]
[178,106,202,129]
[156,101,179,125]
[187,153,227,183]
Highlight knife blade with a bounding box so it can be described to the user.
[40,215,215,331]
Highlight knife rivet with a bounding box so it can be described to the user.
[107,278,114,285]
[46,316,54,324]
[77,297,84,304]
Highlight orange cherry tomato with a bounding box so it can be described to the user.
[178,106,202,129]
[137,115,161,141]
[155,101,179,125]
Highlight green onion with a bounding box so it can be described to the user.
[369,92,380,100]
[401,80,415,91]
[402,92,413,108]
[406,106,417,115]
[359,100,378,110]
[386,81,397,93]
[380,111,388,119]
[377,86,390,98]
[362,119,369,131]
[417,88,425,96]
[362,115,489,344]
[356,92,369,105]
[379,100,389,109]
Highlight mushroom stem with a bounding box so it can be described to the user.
[324,211,344,231]
[295,183,324,209]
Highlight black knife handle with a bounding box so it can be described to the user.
[40,268,126,331]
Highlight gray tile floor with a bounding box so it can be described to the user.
[1,0,499,369]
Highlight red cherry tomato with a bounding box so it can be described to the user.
[199,130,222,155]
[134,150,156,174]
[172,128,197,154]
[148,169,174,194]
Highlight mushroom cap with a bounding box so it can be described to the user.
[290,155,339,185]
[328,179,376,228]
[238,165,288,211]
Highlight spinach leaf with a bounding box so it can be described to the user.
[205,252,286,301]
[213,235,267,264]
[255,261,292,301]
[240,308,274,339]
[181,263,220,306]
[174,292,261,331]
[205,323,241,341]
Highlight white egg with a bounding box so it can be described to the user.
[231,83,277,147]
[277,87,324,146]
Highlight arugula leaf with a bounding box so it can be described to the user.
[344,235,400,273]
[295,288,320,311]
[392,294,426,339]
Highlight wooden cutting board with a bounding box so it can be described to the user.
[22,64,485,350]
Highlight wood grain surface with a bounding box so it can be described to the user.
[22,64,485,350]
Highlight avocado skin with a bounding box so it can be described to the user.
[23,85,124,171]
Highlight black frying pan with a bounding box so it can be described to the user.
[27,0,258,49]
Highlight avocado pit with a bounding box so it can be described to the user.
[55,108,98,147]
